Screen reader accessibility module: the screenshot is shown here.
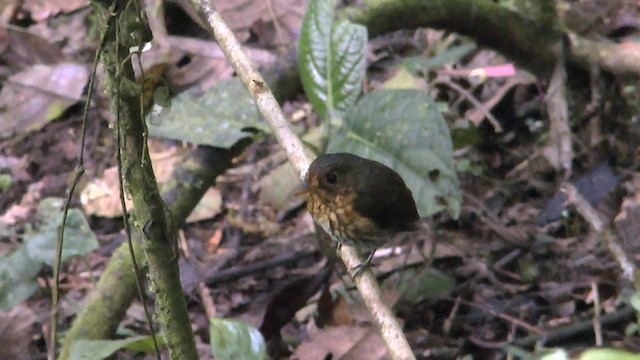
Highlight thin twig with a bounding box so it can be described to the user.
[48,21,108,360]
[198,283,217,319]
[590,280,602,346]
[545,43,573,174]
[434,76,503,133]
[562,183,604,231]
[204,250,317,285]
[114,10,162,359]
[512,306,635,348]
[189,2,416,359]
[563,183,636,281]
[459,299,544,335]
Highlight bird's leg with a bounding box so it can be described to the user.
[330,238,342,250]
[363,250,376,266]
[350,250,376,280]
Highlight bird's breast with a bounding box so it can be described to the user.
[307,191,383,249]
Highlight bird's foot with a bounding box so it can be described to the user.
[349,250,376,280]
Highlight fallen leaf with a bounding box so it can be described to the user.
[292,326,369,360]
[260,266,331,342]
[206,228,223,254]
[341,328,388,360]
[23,0,88,21]
[0,305,36,360]
[317,287,353,327]
[214,0,307,47]
[80,145,222,222]
[2,27,64,68]
[0,155,30,181]
[538,162,619,224]
[0,177,47,226]
[0,63,88,139]
[614,173,640,265]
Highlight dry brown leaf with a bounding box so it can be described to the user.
[27,7,91,56]
[614,173,640,265]
[0,155,30,182]
[80,145,222,222]
[23,0,88,21]
[0,178,46,226]
[0,305,36,360]
[214,0,307,47]
[292,326,370,360]
[341,328,389,360]
[326,295,353,327]
[0,63,88,139]
[543,58,573,173]
[253,0,307,47]
[317,286,353,327]
[206,228,223,253]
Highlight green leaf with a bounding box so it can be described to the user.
[69,335,165,360]
[153,84,171,107]
[397,268,455,304]
[327,89,461,218]
[0,247,40,310]
[502,345,538,360]
[210,318,266,360]
[579,349,640,360]
[0,197,98,310]
[258,126,326,210]
[629,292,640,312]
[26,198,98,266]
[626,322,640,336]
[451,126,481,149]
[382,67,423,90]
[299,0,367,120]
[147,78,268,148]
[0,173,12,192]
[538,349,569,360]
[403,44,476,75]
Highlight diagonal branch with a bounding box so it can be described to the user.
[190,2,416,359]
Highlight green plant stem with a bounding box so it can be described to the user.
[59,54,298,360]
[71,2,199,359]
[349,0,640,76]
[350,0,560,76]
[59,146,245,359]
[59,240,143,359]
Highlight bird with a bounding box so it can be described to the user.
[297,153,420,276]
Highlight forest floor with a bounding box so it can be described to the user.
[1,0,639,359]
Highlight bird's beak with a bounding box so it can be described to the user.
[294,182,309,196]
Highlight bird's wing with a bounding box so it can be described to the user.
[353,164,419,230]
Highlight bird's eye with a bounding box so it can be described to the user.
[325,172,338,185]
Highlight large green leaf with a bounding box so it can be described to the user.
[579,349,640,360]
[396,268,455,304]
[147,78,268,148]
[0,247,40,310]
[0,197,98,310]
[69,335,165,360]
[327,89,461,218]
[210,318,266,360]
[298,0,367,120]
[26,198,98,266]
[258,126,326,210]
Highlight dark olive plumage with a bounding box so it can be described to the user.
[301,153,419,250]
